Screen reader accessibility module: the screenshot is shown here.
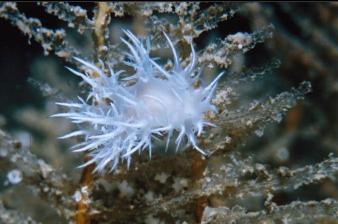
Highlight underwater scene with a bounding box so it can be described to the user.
[0,2,337,224]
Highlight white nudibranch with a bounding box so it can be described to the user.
[52,30,224,173]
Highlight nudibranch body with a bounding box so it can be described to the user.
[53,30,223,172]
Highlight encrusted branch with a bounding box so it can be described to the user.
[137,152,338,218]
[0,129,75,221]
[0,2,79,62]
[39,2,93,34]
[0,200,40,224]
[201,199,338,223]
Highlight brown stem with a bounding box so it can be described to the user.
[75,3,111,223]
[75,157,95,224]
[93,2,111,60]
